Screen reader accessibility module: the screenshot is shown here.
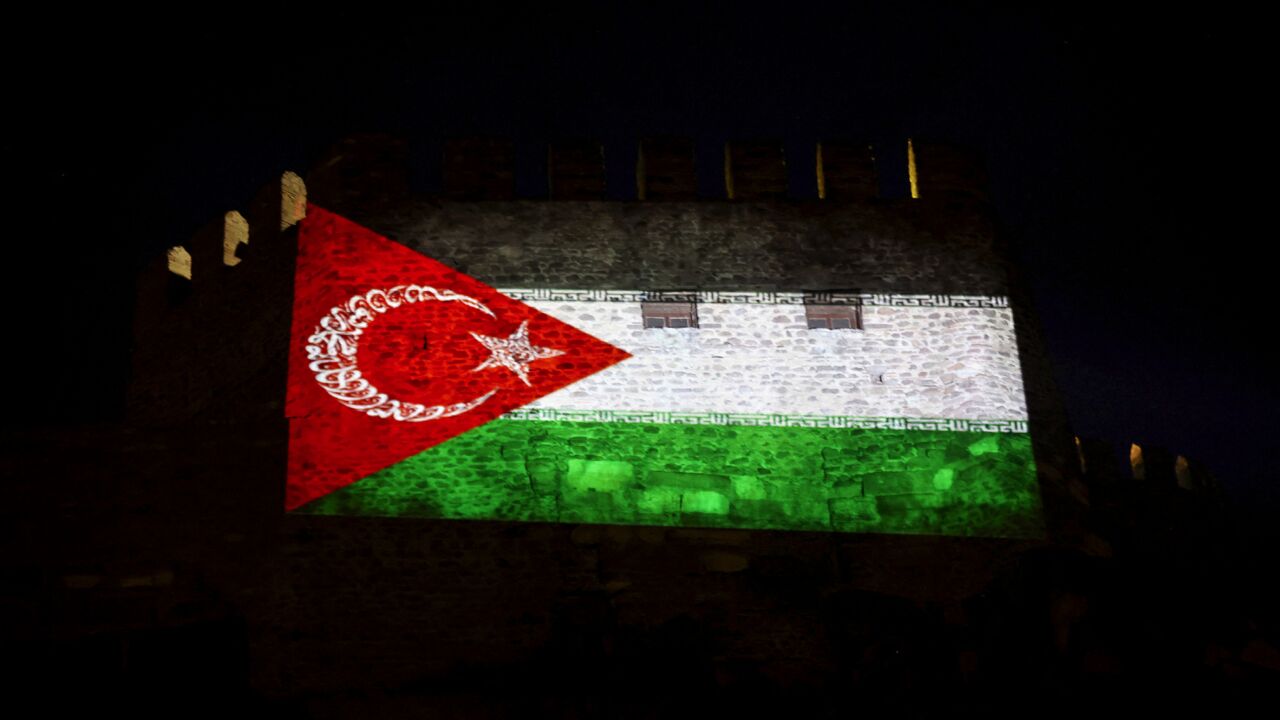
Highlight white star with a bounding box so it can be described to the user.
[469,321,565,386]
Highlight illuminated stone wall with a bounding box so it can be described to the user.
[115,142,1091,700]
[307,419,1040,538]
[520,297,1028,422]
[360,200,1009,298]
[277,212,1037,535]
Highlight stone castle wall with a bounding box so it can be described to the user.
[111,135,1093,698]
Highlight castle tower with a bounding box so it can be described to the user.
[127,132,1084,694]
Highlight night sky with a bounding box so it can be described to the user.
[7,5,1273,541]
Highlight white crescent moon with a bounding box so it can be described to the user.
[305,285,498,422]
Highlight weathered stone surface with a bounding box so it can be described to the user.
[648,470,732,492]
[728,140,787,200]
[346,200,1009,297]
[638,137,697,200]
[442,137,515,200]
[521,300,1028,422]
[819,141,877,200]
[863,471,936,496]
[549,140,605,200]
[829,496,881,527]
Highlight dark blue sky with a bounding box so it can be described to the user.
[7,4,1273,536]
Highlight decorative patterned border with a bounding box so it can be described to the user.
[498,288,1008,309]
[501,407,1028,433]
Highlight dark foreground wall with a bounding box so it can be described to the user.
[7,421,1253,715]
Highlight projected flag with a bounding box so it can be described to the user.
[285,206,630,510]
[288,207,1042,537]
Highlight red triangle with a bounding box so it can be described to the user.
[285,205,631,511]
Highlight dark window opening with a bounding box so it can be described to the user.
[641,300,699,329]
[804,303,862,330]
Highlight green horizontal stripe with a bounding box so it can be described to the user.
[300,419,1044,538]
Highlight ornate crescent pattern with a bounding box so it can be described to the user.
[306,285,498,422]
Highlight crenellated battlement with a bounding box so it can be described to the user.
[130,171,308,425]
[152,136,988,286]
[305,133,989,207]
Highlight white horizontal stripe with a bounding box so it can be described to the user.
[511,294,1029,423]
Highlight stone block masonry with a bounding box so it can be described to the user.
[112,136,1105,700]
[351,199,1009,299]
[303,419,1041,539]
[518,297,1028,422]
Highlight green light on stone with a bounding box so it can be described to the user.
[637,486,682,515]
[566,459,633,492]
[683,490,731,515]
[302,419,1043,538]
[731,475,768,500]
[968,435,1001,456]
